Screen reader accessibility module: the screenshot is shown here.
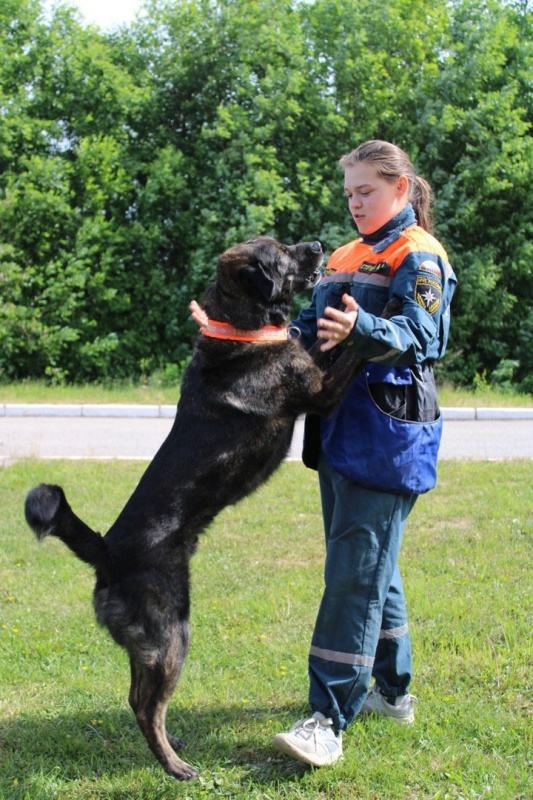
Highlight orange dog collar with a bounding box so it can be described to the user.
[201,319,290,342]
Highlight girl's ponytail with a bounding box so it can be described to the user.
[411,175,434,233]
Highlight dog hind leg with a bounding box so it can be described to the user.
[128,622,198,780]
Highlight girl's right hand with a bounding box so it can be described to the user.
[317,293,359,351]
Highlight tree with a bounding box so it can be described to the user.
[415,0,533,389]
[1,0,531,390]
[0,1,168,380]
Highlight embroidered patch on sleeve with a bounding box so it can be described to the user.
[418,260,442,279]
[415,275,442,315]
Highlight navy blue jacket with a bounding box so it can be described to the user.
[293,205,457,494]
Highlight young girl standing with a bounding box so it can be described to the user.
[190,140,457,767]
[271,140,457,766]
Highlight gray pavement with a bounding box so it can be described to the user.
[1,406,532,463]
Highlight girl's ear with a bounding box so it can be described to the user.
[397,175,409,197]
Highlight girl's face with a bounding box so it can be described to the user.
[343,163,409,235]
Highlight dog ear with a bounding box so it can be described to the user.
[239,264,280,301]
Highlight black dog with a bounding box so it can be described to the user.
[24,236,391,780]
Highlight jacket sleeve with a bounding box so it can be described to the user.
[290,288,320,351]
[348,251,456,365]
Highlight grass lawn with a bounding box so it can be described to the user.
[0,379,532,407]
[0,379,181,406]
[1,459,531,799]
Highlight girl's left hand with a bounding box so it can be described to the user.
[189,300,209,328]
[317,293,359,352]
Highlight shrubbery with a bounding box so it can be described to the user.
[1,0,531,390]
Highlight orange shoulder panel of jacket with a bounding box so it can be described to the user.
[403,225,450,263]
[326,238,366,273]
[326,226,450,275]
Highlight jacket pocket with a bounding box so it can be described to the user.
[321,368,443,495]
[367,362,440,422]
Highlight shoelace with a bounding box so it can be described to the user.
[298,716,333,737]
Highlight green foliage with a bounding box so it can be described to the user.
[1,459,532,798]
[0,0,531,390]
[415,0,533,390]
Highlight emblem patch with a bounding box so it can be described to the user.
[415,275,442,315]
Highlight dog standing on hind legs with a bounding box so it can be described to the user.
[24,235,401,780]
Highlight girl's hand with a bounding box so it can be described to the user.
[189,300,209,328]
[317,293,359,352]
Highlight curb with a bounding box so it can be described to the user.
[442,407,533,420]
[1,404,533,420]
[1,403,176,418]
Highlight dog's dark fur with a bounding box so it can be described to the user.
[24,236,397,780]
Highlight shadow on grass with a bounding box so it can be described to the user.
[0,702,310,789]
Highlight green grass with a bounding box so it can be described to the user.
[0,378,181,406]
[436,383,533,408]
[1,379,532,407]
[1,460,531,799]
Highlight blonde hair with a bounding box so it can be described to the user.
[339,140,434,233]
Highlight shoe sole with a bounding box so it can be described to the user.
[272,734,342,767]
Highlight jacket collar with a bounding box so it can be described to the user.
[360,204,417,250]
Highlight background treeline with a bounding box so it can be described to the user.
[1,0,532,390]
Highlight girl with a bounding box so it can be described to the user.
[192,140,457,767]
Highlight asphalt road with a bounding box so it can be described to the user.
[1,414,532,464]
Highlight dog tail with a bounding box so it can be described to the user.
[25,484,110,573]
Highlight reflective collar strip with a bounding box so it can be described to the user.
[201,319,290,342]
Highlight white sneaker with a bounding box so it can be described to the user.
[273,712,343,767]
[360,684,417,725]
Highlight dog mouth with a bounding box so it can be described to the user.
[304,250,325,288]
[284,240,324,292]
[306,268,322,287]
